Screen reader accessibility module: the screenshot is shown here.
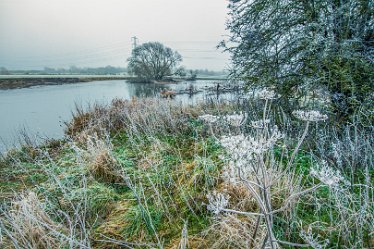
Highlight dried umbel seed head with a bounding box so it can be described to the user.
[198,114,219,124]
[220,126,283,156]
[292,110,328,122]
[310,161,346,187]
[300,226,330,249]
[207,191,229,215]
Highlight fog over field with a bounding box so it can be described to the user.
[0,0,229,70]
[0,1,372,248]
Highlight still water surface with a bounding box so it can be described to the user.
[0,80,230,152]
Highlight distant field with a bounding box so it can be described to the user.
[0,75,132,90]
[0,74,228,90]
[0,74,130,79]
[0,74,227,80]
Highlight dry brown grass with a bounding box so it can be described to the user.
[220,183,258,212]
[1,192,67,249]
[88,149,121,183]
[83,134,122,183]
[201,214,266,249]
[93,200,131,248]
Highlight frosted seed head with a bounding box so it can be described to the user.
[310,161,345,186]
[293,110,328,122]
[206,191,229,215]
[224,112,246,127]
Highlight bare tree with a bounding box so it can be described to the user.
[127,42,182,82]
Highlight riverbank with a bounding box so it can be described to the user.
[0,75,131,90]
[0,75,227,90]
[0,97,372,248]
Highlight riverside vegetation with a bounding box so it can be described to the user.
[0,89,372,248]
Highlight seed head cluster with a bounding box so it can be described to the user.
[293,110,328,122]
[206,191,229,215]
[310,161,346,186]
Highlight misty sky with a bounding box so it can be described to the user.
[0,0,230,71]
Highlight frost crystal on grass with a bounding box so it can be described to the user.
[293,110,328,122]
[207,191,229,215]
[198,114,219,124]
[310,161,346,186]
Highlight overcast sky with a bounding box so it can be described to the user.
[0,0,230,70]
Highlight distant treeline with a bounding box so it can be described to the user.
[0,66,127,75]
[0,66,228,77]
[191,69,228,76]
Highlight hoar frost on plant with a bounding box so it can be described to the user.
[300,227,330,249]
[310,161,347,187]
[198,114,219,124]
[257,88,280,100]
[331,142,343,168]
[207,191,229,215]
[199,113,246,127]
[224,112,246,127]
[221,160,254,184]
[219,126,283,184]
[293,110,328,122]
[220,126,283,156]
[251,119,270,129]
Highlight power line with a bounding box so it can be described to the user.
[131,36,138,49]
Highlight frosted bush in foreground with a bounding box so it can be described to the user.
[205,89,332,248]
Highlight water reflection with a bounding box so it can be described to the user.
[128,82,172,98]
[0,80,233,152]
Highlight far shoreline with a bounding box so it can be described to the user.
[0,75,227,90]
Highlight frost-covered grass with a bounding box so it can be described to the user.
[0,95,372,248]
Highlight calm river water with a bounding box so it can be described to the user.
[0,80,233,152]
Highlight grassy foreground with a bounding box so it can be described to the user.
[0,96,373,248]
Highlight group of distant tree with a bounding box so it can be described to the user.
[43,66,126,75]
[1,42,227,81]
[0,67,11,75]
[0,66,127,76]
[127,42,182,82]
[1,62,226,80]
[127,41,228,82]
